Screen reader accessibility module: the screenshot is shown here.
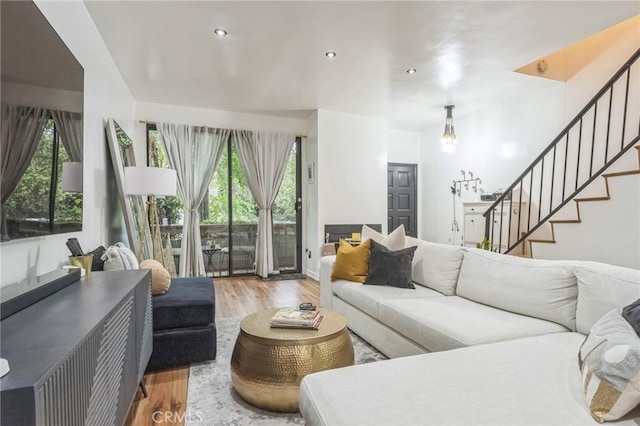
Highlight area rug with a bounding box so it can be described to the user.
[186,317,387,425]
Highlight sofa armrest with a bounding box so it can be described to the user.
[320,255,336,309]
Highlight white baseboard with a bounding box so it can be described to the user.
[305,269,319,281]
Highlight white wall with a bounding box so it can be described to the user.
[308,110,388,277]
[0,1,136,286]
[420,83,565,245]
[134,102,306,161]
[304,112,319,279]
[420,27,639,253]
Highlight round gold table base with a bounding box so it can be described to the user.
[230,309,354,412]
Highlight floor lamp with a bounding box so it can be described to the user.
[124,167,177,270]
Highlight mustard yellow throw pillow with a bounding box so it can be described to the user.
[331,239,371,283]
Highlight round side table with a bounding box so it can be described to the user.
[230,307,354,412]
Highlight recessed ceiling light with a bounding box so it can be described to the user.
[406,68,417,74]
[325,51,337,58]
[213,28,228,37]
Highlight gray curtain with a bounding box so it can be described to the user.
[50,110,82,162]
[0,104,49,240]
[157,123,229,277]
[233,130,295,278]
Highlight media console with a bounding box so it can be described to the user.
[0,270,152,425]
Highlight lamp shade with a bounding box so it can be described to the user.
[441,105,457,153]
[62,162,83,193]
[124,167,177,196]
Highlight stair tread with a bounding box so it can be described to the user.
[574,196,610,202]
[549,219,581,224]
[603,169,640,178]
[528,239,556,243]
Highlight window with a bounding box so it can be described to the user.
[147,126,301,276]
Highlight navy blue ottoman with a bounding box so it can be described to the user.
[146,277,216,372]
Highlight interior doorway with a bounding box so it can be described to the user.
[387,163,417,237]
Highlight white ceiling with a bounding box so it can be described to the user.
[84,1,639,131]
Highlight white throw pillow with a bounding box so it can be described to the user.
[102,242,139,271]
[457,249,578,330]
[361,224,405,251]
[575,262,640,335]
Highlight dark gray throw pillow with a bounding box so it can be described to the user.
[622,298,640,337]
[364,239,417,289]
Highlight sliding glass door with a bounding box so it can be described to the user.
[148,126,301,277]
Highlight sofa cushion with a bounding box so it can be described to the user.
[575,262,640,335]
[457,249,578,330]
[300,333,640,426]
[378,296,568,352]
[411,241,465,296]
[364,240,416,289]
[332,279,443,319]
[404,236,422,248]
[579,309,640,422]
[331,239,371,283]
[152,277,215,331]
[361,224,405,250]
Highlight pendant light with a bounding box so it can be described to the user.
[441,105,457,153]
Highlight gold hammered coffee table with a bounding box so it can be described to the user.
[230,307,354,412]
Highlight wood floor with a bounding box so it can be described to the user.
[125,275,320,426]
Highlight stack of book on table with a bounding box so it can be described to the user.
[270,308,323,330]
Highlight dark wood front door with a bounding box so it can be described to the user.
[387,163,417,237]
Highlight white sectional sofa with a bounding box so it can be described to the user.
[299,238,640,425]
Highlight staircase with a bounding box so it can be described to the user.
[483,48,640,260]
[528,145,639,267]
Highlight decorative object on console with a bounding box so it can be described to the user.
[86,246,106,271]
[140,259,171,295]
[68,254,94,278]
[361,224,406,250]
[364,240,416,289]
[102,242,139,271]
[441,105,457,152]
[578,308,640,422]
[65,237,84,256]
[124,166,177,271]
[330,239,371,283]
